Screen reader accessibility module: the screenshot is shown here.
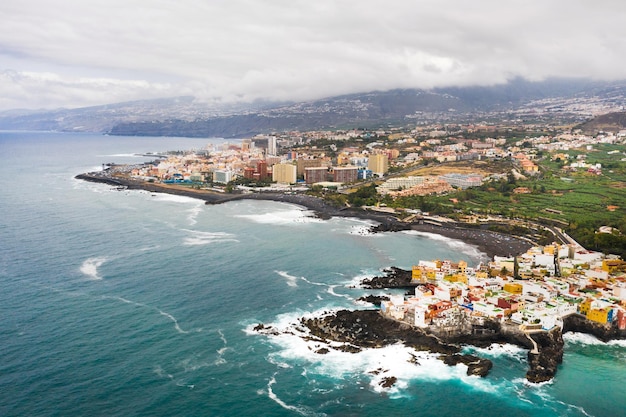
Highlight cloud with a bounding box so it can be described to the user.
[1,0,625,110]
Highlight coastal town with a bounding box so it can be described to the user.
[106,123,626,196]
[379,242,626,335]
[80,118,626,382]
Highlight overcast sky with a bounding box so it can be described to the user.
[1,0,625,111]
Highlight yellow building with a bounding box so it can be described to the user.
[368,154,389,176]
[272,163,297,184]
[587,308,610,324]
[602,259,625,273]
[578,298,592,315]
[475,271,489,279]
[503,283,523,294]
[411,266,424,282]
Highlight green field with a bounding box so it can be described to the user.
[380,144,626,256]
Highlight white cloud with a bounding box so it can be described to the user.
[1,0,625,110]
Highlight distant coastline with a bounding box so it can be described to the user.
[76,171,532,259]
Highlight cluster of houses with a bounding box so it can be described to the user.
[380,243,626,332]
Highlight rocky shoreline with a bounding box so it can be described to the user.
[77,171,624,387]
[75,172,532,258]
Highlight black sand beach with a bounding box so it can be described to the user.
[76,172,533,258]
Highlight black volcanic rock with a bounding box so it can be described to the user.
[442,354,493,377]
[361,267,415,289]
[563,314,626,342]
[356,295,390,306]
[301,310,498,377]
[301,310,457,354]
[525,328,564,384]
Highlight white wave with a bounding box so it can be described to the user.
[300,276,328,287]
[155,365,195,389]
[154,365,174,380]
[463,343,527,359]
[214,329,229,365]
[186,206,203,225]
[402,230,486,259]
[344,269,382,289]
[512,377,554,388]
[252,309,501,396]
[563,332,626,347]
[150,193,204,204]
[182,229,238,246]
[158,310,190,334]
[80,257,108,280]
[235,208,322,225]
[348,225,377,236]
[275,270,300,287]
[104,295,201,335]
[217,329,227,345]
[555,400,593,417]
[267,375,322,417]
[326,285,352,300]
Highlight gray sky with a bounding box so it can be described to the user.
[1,0,625,111]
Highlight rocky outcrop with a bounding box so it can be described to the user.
[293,310,571,382]
[299,309,493,377]
[356,295,390,307]
[525,329,564,383]
[369,222,412,233]
[442,354,493,377]
[360,267,415,289]
[563,314,626,342]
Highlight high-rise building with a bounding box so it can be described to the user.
[305,167,329,184]
[272,163,297,184]
[296,158,323,176]
[243,166,255,179]
[256,160,269,181]
[213,170,234,184]
[368,154,389,176]
[268,136,277,156]
[332,166,359,184]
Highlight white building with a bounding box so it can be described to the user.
[213,170,234,184]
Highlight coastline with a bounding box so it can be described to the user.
[76,172,532,259]
[77,171,625,385]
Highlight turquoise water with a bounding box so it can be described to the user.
[0,131,624,416]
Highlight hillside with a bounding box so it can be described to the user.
[1,78,626,137]
[578,111,626,134]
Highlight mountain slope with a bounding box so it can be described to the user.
[1,78,625,137]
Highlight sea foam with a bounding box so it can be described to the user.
[235,208,322,226]
[80,257,108,280]
[182,229,238,246]
[250,309,504,396]
[563,331,626,347]
[402,230,485,259]
[150,193,204,204]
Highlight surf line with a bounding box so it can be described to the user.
[103,295,201,334]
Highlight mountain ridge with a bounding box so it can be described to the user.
[1,78,625,137]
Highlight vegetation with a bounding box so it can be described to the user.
[321,143,626,257]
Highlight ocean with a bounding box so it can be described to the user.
[0,131,624,417]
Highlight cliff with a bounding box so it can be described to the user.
[563,314,626,342]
